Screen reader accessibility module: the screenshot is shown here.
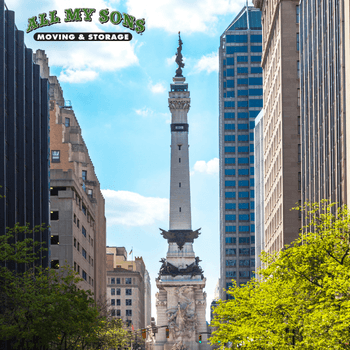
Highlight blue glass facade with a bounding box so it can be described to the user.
[219,6,262,299]
[0,0,50,270]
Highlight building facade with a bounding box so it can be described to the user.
[300,0,348,209]
[219,6,263,299]
[254,109,264,272]
[253,0,301,254]
[0,1,50,270]
[106,247,151,330]
[33,50,107,301]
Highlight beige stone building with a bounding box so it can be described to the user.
[253,0,301,254]
[33,50,107,302]
[106,247,151,330]
[299,0,349,211]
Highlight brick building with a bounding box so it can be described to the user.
[33,50,107,301]
[106,247,151,330]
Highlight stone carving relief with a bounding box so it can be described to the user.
[158,257,204,279]
[168,101,190,111]
[166,286,198,339]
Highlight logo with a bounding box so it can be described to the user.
[27,8,145,41]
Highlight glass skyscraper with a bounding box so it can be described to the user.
[218,6,262,300]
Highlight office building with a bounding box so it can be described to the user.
[106,247,151,330]
[253,0,300,254]
[300,0,349,209]
[33,50,107,301]
[218,6,263,299]
[0,0,50,270]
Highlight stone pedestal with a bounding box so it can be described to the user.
[154,244,208,350]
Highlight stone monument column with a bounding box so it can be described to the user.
[154,33,209,350]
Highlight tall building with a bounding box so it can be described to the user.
[253,0,300,253]
[106,247,151,330]
[154,35,208,350]
[33,50,107,301]
[218,6,263,299]
[0,0,50,270]
[300,0,348,209]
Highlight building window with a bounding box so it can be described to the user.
[77,265,80,274]
[179,207,181,212]
[297,88,300,106]
[88,189,93,198]
[65,117,70,127]
[116,310,121,316]
[74,238,76,248]
[51,260,59,269]
[82,226,86,237]
[111,288,115,295]
[116,299,121,306]
[116,288,121,295]
[111,310,116,317]
[296,5,300,23]
[50,211,59,220]
[51,235,59,245]
[51,150,60,163]
[77,219,80,228]
[125,278,132,284]
[111,299,115,306]
[82,248,87,259]
[74,214,76,223]
[82,204,86,215]
[126,299,132,306]
[297,60,300,78]
[296,33,299,51]
[179,183,181,187]
[111,278,115,284]
[82,270,87,281]
[116,278,121,284]
[178,145,182,150]
[126,288,132,295]
[298,116,300,134]
[298,172,301,190]
[298,144,301,162]
[179,158,181,163]
[82,170,87,181]
[77,242,80,252]
[74,262,76,271]
[126,310,132,316]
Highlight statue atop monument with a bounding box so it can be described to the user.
[175,32,185,77]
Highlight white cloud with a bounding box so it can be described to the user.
[192,52,219,74]
[102,189,169,227]
[166,55,176,66]
[192,158,219,175]
[126,0,247,33]
[58,69,98,83]
[149,82,166,94]
[135,107,153,117]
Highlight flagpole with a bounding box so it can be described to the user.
[132,246,134,270]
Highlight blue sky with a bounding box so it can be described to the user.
[8,0,248,321]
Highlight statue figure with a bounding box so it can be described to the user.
[175,32,185,77]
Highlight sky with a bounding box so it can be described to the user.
[7,0,249,322]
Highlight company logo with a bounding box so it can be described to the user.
[27,8,145,41]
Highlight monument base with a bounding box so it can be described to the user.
[153,276,210,350]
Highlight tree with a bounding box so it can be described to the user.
[211,201,350,349]
[0,225,131,349]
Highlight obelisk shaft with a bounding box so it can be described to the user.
[169,78,191,231]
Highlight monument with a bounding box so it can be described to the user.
[153,33,209,350]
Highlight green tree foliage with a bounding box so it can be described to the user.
[211,202,350,349]
[0,225,131,349]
